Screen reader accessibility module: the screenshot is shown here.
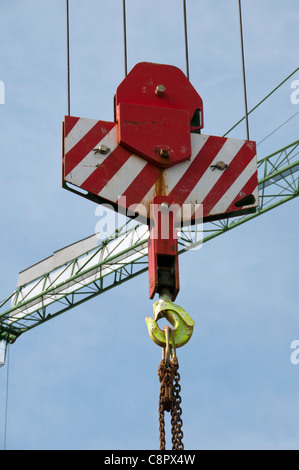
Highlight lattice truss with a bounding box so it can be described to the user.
[0,139,298,355]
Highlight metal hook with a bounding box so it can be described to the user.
[145,292,195,350]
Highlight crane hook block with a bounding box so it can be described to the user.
[63,61,259,226]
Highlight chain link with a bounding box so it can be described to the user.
[158,356,184,450]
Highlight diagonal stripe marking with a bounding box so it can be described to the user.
[201,142,256,216]
[117,162,161,209]
[210,156,258,215]
[167,135,228,205]
[64,120,116,176]
[65,117,100,153]
[139,133,209,207]
[183,137,245,207]
[65,124,119,186]
[99,155,148,203]
[81,144,133,195]
[64,116,80,138]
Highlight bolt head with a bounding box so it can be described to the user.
[155,84,166,96]
[159,202,170,214]
[216,161,227,170]
[159,148,170,159]
[99,144,110,154]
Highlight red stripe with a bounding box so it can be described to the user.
[168,136,227,206]
[117,163,160,208]
[64,120,116,176]
[225,173,258,214]
[64,116,80,137]
[81,145,133,195]
[201,142,256,216]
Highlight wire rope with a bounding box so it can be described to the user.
[257,111,299,146]
[238,0,250,140]
[224,66,299,137]
[122,1,189,79]
[66,0,71,116]
[122,0,128,76]
[183,0,190,80]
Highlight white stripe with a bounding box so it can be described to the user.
[99,154,148,202]
[183,137,245,206]
[66,125,119,187]
[209,155,258,215]
[65,117,99,154]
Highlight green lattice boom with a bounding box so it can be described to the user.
[0,139,298,344]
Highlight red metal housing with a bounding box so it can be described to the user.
[148,197,180,300]
[115,62,204,168]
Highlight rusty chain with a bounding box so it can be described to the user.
[158,355,184,450]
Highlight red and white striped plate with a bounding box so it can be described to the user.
[63,116,259,224]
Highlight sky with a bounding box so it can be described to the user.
[0,0,299,451]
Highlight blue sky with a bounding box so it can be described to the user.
[0,0,299,450]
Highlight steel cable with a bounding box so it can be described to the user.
[183,0,190,80]
[238,0,250,140]
[122,0,128,76]
[257,111,299,146]
[223,67,299,137]
[66,0,71,116]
